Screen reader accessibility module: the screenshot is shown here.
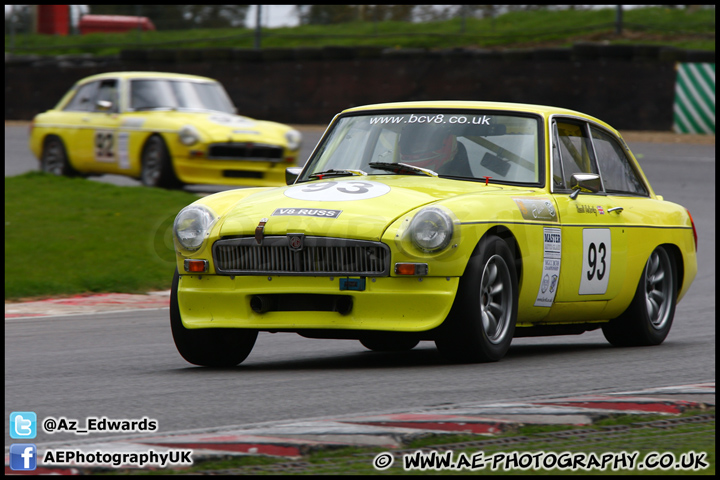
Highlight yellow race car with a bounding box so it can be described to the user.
[29,71,302,188]
[170,101,698,366]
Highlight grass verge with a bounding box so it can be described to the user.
[5,172,198,300]
[5,7,715,56]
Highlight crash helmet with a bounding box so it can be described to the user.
[398,124,457,170]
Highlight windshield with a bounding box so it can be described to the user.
[300,111,542,184]
[129,79,236,114]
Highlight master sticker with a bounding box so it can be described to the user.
[534,227,562,307]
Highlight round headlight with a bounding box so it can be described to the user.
[408,207,454,253]
[179,125,201,146]
[173,205,217,252]
[285,129,302,151]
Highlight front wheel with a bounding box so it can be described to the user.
[41,136,80,176]
[602,246,677,347]
[435,235,518,363]
[170,269,257,366]
[141,135,182,189]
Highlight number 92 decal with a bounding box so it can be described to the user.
[579,228,611,295]
[94,130,115,163]
[284,180,391,202]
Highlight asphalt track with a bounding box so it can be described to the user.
[4,125,716,473]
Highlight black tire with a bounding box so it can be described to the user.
[170,269,257,367]
[435,235,518,363]
[40,136,81,176]
[141,135,182,189]
[360,333,420,352]
[602,246,677,347]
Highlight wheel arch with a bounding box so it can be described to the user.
[140,132,167,155]
[41,134,82,174]
[139,132,182,188]
[42,134,71,163]
[660,242,684,295]
[472,225,523,285]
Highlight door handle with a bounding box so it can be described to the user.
[608,207,623,214]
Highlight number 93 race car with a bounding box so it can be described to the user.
[170,101,697,366]
[29,71,302,188]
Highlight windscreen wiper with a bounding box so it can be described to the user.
[368,162,438,177]
[309,169,367,179]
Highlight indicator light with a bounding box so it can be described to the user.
[184,259,208,273]
[394,263,429,276]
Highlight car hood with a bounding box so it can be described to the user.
[218,176,507,241]
[130,111,291,142]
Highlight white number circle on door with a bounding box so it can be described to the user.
[579,228,612,295]
[284,180,391,202]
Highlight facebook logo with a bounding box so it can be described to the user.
[10,444,37,471]
[10,411,37,439]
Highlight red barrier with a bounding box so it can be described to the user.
[79,14,156,34]
[37,5,70,36]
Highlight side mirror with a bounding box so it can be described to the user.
[569,173,601,199]
[95,100,113,112]
[96,100,113,112]
[285,167,302,185]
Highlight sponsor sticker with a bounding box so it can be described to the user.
[118,132,130,169]
[121,118,145,128]
[513,198,558,222]
[534,227,561,307]
[272,208,342,218]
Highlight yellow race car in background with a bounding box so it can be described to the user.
[29,71,302,188]
[170,101,697,366]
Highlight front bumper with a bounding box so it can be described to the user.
[177,274,459,332]
[172,156,296,187]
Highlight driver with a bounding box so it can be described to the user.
[398,124,458,171]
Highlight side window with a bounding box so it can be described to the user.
[554,120,598,189]
[63,81,99,112]
[95,80,119,113]
[591,128,648,196]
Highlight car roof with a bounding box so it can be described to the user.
[74,71,218,84]
[342,100,616,132]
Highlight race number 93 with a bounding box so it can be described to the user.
[284,180,391,202]
[579,229,611,295]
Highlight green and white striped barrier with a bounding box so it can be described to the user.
[673,62,715,134]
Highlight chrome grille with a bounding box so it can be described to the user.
[213,236,390,276]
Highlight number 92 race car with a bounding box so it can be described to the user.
[170,101,697,366]
[29,71,302,188]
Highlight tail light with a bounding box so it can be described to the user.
[686,209,698,251]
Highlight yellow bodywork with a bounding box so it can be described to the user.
[173,101,697,333]
[28,71,300,187]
